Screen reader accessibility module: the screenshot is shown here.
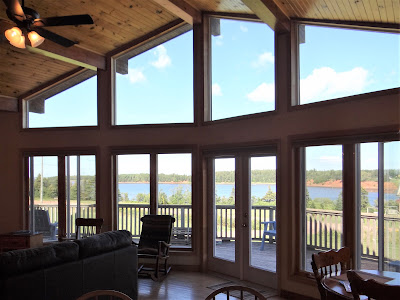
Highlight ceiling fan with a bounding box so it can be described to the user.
[2,0,94,48]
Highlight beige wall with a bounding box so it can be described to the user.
[0,25,399,298]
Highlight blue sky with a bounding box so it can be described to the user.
[28,19,400,173]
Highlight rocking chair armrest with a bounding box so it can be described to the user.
[158,241,171,255]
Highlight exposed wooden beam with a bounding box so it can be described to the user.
[26,41,105,71]
[242,0,290,32]
[20,67,95,101]
[152,0,201,24]
[292,18,400,33]
[0,95,18,112]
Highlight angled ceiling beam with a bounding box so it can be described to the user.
[242,0,290,32]
[0,18,106,70]
[152,0,201,24]
[0,95,18,112]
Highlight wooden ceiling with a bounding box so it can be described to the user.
[0,0,399,111]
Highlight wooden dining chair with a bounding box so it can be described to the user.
[76,289,132,300]
[205,285,267,300]
[75,218,104,239]
[311,247,352,300]
[347,270,400,300]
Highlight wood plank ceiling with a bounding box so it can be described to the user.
[0,0,399,110]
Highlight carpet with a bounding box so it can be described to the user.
[207,281,278,299]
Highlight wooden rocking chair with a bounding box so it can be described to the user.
[135,214,175,281]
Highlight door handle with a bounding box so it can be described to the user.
[242,223,247,227]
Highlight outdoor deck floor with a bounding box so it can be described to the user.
[214,240,277,272]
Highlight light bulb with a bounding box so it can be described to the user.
[5,27,26,49]
[28,31,45,47]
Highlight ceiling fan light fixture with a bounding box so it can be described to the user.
[5,27,26,49]
[28,31,45,47]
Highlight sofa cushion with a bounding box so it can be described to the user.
[0,242,78,278]
[74,230,132,259]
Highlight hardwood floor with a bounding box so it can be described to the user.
[138,271,287,299]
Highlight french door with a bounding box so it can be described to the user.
[207,151,277,287]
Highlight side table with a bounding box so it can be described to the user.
[0,231,43,252]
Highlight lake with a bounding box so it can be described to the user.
[118,183,398,205]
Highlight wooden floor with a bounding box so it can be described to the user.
[138,271,287,300]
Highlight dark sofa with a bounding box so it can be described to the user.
[0,230,138,300]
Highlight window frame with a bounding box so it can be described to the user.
[112,146,196,250]
[111,23,194,127]
[23,148,98,240]
[291,132,399,277]
[291,21,400,108]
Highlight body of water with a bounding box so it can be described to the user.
[118,183,398,205]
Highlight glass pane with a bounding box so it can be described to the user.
[359,143,379,270]
[117,154,150,243]
[157,153,192,247]
[66,155,96,238]
[299,26,400,105]
[211,18,275,120]
[250,156,276,272]
[214,158,235,261]
[30,156,59,242]
[28,76,97,128]
[383,141,400,272]
[115,31,193,125]
[304,145,343,272]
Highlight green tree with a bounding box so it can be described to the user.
[262,186,276,202]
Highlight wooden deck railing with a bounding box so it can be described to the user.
[34,203,399,261]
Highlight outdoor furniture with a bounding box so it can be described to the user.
[260,221,276,250]
[347,270,400,300]
[311,247,352,300]
[34,209,58,240]
[172,226,192,245]
[205,285,267,300]
[75,218,104,239]
[76,290,133,300]
[135,214,175,281]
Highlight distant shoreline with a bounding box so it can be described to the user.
[118,181,398,193]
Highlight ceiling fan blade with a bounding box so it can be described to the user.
[34,27,77,47]
[32,14,94,27]
[3,0,26,21]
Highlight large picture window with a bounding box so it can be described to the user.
[116,151,192,247]
[27,75,97,128]
[298,25,400,105]
[114,30,193,125]
[210,18,275,120]
[27,154,96,242]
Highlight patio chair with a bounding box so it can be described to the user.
[311,247,352,300]
[34,209,58,240]
[135,214,175,281]
[347,270,400,300]
[205,285,267,300]
[76,289,132,300]
[260,221,276,250]
[75,217,104,239]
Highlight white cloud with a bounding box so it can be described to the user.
[212,83,223,96]
[214,35,223,46]
[150,45,171,69]
[301,67,369,104]
[247,82,275,103]
[240,24,248,32]
[252,52,274,68]
[319,156,342,164]
[128,68,146,84]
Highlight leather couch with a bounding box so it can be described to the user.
[0,230,138,300]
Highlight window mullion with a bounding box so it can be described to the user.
[150,153,158,214]
[378,142,384,270]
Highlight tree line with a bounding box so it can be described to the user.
[119,169,400,184]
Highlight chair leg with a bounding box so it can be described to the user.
[260,233,266,251]
[154,256,160,280]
